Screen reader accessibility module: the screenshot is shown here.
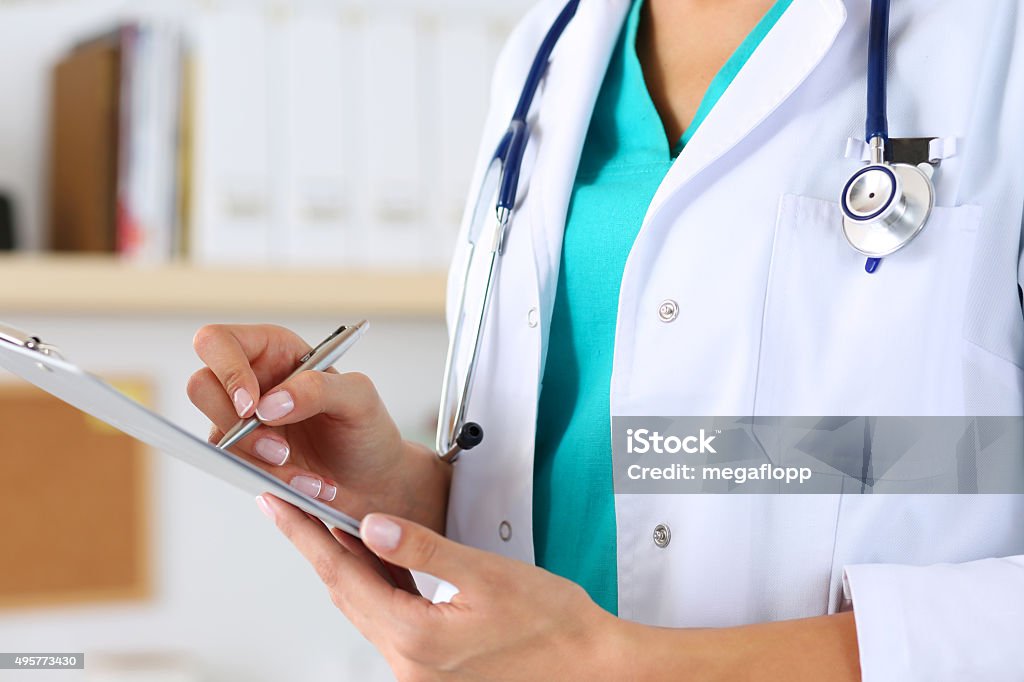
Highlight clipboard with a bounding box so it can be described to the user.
[0,323,362,537]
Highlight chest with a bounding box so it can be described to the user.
[636,0,785,141]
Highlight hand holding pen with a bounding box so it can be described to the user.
[187,319,451,527]
[217,320,368,449]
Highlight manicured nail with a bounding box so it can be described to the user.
[289,475,337,502]
[256,391,294,421]
[256,495,275,521]
[232,387,254,417]
[253,438,289,466]
[361,514,401,552]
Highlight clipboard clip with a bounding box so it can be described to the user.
[0,323,65,360]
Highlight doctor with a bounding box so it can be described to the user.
[187,0,1024,679]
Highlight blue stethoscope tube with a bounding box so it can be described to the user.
[864,0,890,273]
[865,0,890,143]
[495,0,580,213]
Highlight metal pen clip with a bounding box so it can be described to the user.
[298,324,348,364]
[0,323,65,360]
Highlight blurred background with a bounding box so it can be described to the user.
[0,0,530,679]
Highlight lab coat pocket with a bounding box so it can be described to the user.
[755,194,982,415]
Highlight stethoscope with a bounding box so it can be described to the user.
[841,0,935,272]
[436,0,929,462]
[435,0,580,462]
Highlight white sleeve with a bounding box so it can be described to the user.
[842,556,1024,681]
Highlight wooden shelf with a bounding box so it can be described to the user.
[0,255,447,316]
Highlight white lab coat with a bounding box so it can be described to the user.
[444,0,1024,679]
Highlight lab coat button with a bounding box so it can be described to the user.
[652,523,671,548]
[499,520,512,542]
[527,307,539,328]
[658,300,679,323]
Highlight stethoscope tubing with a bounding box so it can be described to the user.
[866,0,890,142]
[495,0,580,213]
[436,0,580,459]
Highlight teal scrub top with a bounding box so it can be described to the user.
[532,0,794,615]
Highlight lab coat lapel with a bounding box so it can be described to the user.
[528,0,630,348]
[646,0,848,218]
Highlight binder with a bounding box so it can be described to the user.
[48,31,122,253]
[192,7,275,265]
[0,324,361,537]
[282,10,352,266]
[358,11,424,268]
[432,17,501,268]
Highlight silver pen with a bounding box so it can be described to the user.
[216,320,369,450]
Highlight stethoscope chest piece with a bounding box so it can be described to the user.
[841,160,934,258]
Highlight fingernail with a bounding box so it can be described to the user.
[361,514,401,552]
[289,475,337,502]
[256,391,294,421]
[232,387,254,417]
[256,495,276,521]
[253,438,289,466]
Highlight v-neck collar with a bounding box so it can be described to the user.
[624,0,797,159]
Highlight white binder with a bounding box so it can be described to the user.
[0,325,361,537]
[358,11,424,268]
[192,7,276,265]
[282,9,353,266]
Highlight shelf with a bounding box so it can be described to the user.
[0,255,447,317]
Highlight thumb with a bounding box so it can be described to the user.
[360,513,490,591]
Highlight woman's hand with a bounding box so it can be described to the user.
[187,324,450,532]
[256,494,625,682]
[256,490,862,681]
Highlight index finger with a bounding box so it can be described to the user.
[192,325,263,418]
[259,495,430,632]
